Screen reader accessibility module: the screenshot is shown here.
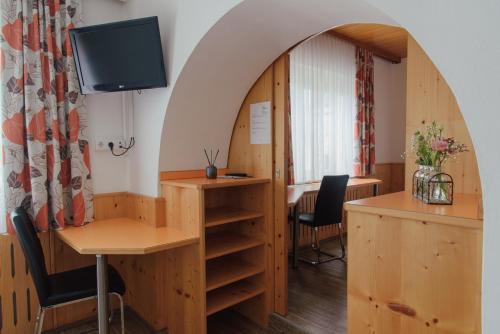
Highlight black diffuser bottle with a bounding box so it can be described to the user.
[204,148,219,179]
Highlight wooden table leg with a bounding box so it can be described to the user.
[96,254,110,334]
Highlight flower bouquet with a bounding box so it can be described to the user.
[411,122,467,204]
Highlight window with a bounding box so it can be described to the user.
[290,34,356,184]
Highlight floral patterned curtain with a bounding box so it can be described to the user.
[354,47,375,176]
[1,0,93,234]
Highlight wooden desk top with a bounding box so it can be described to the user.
[161,177,270,190]
[345,191,483,229]
[287,187,303,208]
[287,178,382,207]
[56,218,199,255]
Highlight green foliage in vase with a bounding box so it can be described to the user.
[411,121,468,168]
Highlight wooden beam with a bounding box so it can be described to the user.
[328,31,401,63]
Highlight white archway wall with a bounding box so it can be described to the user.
[122,0,498,331]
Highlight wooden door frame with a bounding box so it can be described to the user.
[272,54,290,316]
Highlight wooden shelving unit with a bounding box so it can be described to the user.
[205,207,263,228]
[206,280,266,316]
[161,177,271,332]
[205,232,264,260]
[206,257,265,291]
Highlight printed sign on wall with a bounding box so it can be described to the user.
[250,101,272,144]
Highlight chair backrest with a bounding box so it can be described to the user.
[11,207,50,306]
[313,175,349,227]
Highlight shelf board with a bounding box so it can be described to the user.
[206,281,265,316]
[205,207,263,228]
[206,232,264,260]
[206,258,264,292]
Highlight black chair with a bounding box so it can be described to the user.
[11,207,126,334]
[298,175,349,265]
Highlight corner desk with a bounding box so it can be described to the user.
[56,218,198,334]
[287,178,382,267]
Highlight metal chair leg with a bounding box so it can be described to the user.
[108,293,114,323]
[300,224,346,265]
[34,307,45,334]
[112,293,125,334]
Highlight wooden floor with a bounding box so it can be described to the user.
[46,309,276,334]
[286,237,347,334]
[49,238,346,334]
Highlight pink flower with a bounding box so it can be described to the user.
[431,139,448,152]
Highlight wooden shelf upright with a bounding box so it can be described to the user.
[161,177,272,333]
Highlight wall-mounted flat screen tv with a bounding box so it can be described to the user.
[70,16,167,94]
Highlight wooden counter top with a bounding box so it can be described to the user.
[345,191,483,229]
[161,177,270,189]
[56,218,199,255]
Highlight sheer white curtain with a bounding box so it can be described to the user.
[290,34,356,184]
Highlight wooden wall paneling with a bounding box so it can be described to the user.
[390,163,405,192]
[0,233,54,334]
[93,192,128,220]
[374,163,405,195]
[227,65,274,178]
[124,193,166,227]
[347,211,482,333]
[273,54,288,316]
[405,36,481,194]
[374,163,392,195]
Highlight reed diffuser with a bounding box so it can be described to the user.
[204,148,219,179]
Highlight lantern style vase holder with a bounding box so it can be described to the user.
[412,165,454,205]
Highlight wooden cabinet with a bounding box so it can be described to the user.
[345,192,482,334]
[161,177,272,333]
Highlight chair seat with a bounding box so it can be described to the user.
[298,213,315,226]
[43,265,125,307]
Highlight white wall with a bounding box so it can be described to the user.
[374,57,406,164]
[81,0,130,193]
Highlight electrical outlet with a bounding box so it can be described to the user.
[94,137,125,152]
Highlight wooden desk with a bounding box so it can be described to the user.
[56,218,198,334]
[287,178,382,267]
[344,192,482,333]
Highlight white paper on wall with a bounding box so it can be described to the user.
[250,101,271,144]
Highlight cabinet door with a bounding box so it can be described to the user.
[347,212,482,334]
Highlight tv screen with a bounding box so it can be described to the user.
[70,17,167,94]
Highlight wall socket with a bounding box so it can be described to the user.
[94,137,126,152]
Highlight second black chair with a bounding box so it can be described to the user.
[298,175,349,265]
[12,207,126,334]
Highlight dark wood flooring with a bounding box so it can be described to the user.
[286,237,347,334]
[49,238,347,334]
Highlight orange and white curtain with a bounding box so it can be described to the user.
[354,47,376,176]
[0,0,93,234]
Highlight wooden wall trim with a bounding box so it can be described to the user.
[160,169,229,181]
